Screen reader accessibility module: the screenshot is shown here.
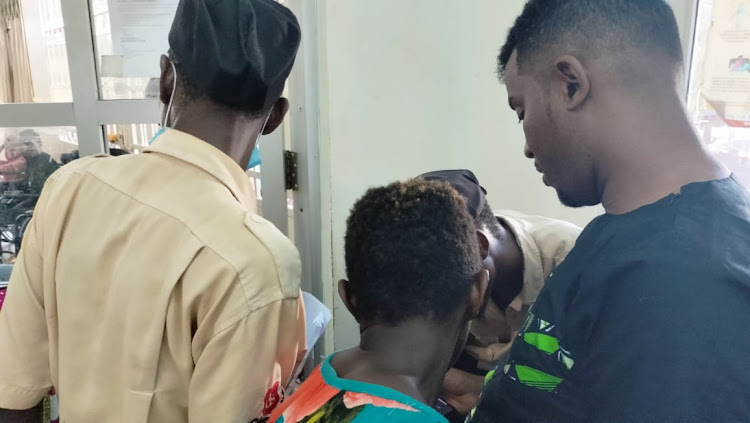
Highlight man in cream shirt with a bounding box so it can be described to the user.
[421,170,580,421]
[0,1,306,422]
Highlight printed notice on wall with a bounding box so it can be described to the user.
[108,0,179,78]
[700,0,750,127]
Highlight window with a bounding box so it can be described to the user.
[0,0,73,103]
[104,123,159,153]
[0,125,78,260]
[688,0,750,187]
[90,0,166,100]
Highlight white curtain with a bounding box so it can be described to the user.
[0,5,12,102]
[1,0,34,103]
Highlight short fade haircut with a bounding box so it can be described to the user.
[498,0,683,81]
[477,202,504,241]
[344,179,482,325]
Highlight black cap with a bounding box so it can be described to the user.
[168,0,301,113]
[419,169,488,219]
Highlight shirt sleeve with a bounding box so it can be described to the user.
[188,296,307,422]
[0,190,52,409]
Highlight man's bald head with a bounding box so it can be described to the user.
[498,0,683,85]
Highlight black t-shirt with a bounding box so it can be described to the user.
[471,176,750,423]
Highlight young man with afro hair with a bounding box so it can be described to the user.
[270,178,489,423]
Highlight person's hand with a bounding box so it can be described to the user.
[441,368,485,414]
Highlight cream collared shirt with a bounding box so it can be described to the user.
[466,210,581,369]
[0,129,306,422]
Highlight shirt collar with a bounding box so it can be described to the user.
[144,128,257,212]
[497,213,545,306]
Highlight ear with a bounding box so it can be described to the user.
[477,230,490,261]
[337,279,358,319]
[262,97,290,135]
[553,55,590,111]
[467,269,490,319]
[159,54,174,106]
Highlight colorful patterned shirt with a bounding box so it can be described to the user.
[270,355,448,422]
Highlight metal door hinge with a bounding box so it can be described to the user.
[284,150,299,191]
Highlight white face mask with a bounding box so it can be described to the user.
[161,60,179,128]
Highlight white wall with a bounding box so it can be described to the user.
[667,0,698,84]
[315,0,697,351]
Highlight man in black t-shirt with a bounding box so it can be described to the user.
[472,1,750,422]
